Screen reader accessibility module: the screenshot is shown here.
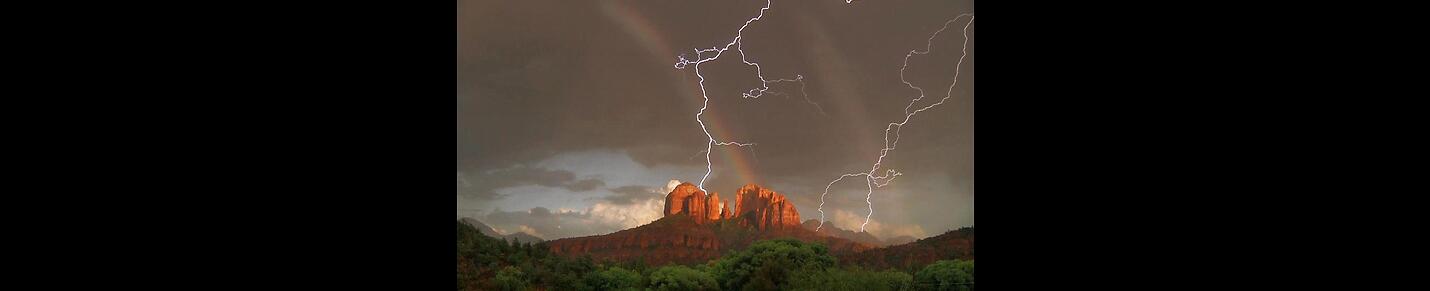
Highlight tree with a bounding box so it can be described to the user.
[648,265,718,291]
[711,239,838,290]
[789,267,913,291]
[494,266,528,291]
[457,255,480,290]
[539,255,595,290]
[914,260,974,291]
[584,266,643,291]
[458,218,960,291]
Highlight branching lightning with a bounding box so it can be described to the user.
[674,0,810,192]
[669,0,971,232]
[817,14,974,232]
[761,75,826,116]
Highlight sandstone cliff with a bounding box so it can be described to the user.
[706,192,723,221]
[733,184,802,230]
[663,182,712,224]
[545,182,873,265]
[661,182,801,229]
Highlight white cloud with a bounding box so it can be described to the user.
[663,179,682,194]
[832,209,928,239]
[589,180,675,229]
[517,225,542,237]
[589,198,665,230]
[472,179,683,240]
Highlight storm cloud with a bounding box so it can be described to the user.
[597,185,666,205]
[457,167,606,201]
[458,0,973,240]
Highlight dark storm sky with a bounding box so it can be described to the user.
[458,0,973,240]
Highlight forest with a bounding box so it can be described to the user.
[458,220,974,290]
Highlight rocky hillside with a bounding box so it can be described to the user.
[836,227,975,270]
[801,219,886,246]
[546,183,874,265]
[458,217,545,243]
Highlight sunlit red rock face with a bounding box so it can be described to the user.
[662,183,699,217]
[734,184,802,230]
[663,182,712,224]
[547,183,872,265]
[661,182,801,228]
[706,192,723,221]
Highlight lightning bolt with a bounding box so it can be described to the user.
[669,0,970,227]
[675,0,810,192]
[761,75,826,116]
[817,14,974,232]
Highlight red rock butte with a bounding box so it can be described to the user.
[664,182,801,230]
[547,182,873,265]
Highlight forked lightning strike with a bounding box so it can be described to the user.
[671,0,971,232]
[817,14,974,232]
[674,0,811,192]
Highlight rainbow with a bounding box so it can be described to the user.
[601,1,762,188]
[599,1,674,67]
[704,113,762,187]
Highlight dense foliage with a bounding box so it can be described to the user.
[710,239,836,290]
[789,267,914,291]
[913,260,975,291]
[585,266,644,290]
[649,265,718,291]
[839,227,975,272]
[457,220,598,290]
[457,220,973,290]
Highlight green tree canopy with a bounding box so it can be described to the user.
[459,218,952,291]
[711,239,838,290]
[494,266,528,291]
[649,265,719,291]
[914,260,974,291]
[789,267,914,291]
[584,266,643,291]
